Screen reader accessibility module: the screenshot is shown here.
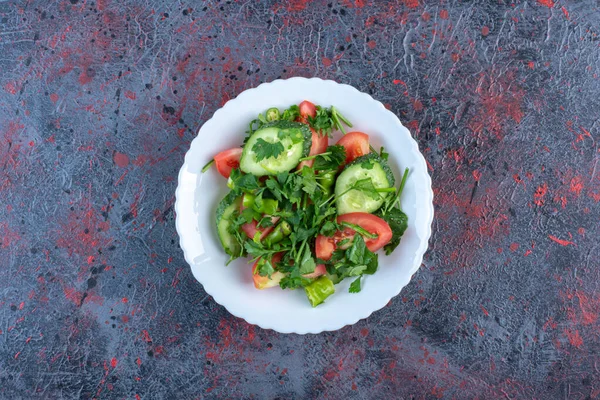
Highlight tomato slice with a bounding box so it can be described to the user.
[298,127,329,169]
[315,212,392,260]
[336,131,370,165]
[299,100,317,119]
[252,252,285,289]
[241,218,278,241]
[214,148,243,178]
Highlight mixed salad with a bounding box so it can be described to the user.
[203,100,409,307]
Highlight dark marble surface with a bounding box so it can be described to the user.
[1,0,599,398]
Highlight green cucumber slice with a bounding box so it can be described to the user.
[335,153,395,215]
[240,121,311,176]
[216,192,242,256]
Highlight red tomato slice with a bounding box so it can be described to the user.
[241,217,278,241]
[297,127,329,169]
[252,252,285,289]
[214,148,242,178]
[299,100,317,119]
[336,131,370,165]
[315,213,392,260]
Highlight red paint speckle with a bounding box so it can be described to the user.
[481,26,489,36]
[322,57,332,67]
[439,9,449,19]
[110,357,118,368]
[564,329,583,348]
[49,93,59,103]
[533,183,548,206]
[569,176,584,197]
[538,0,554,8]
[509,243,520,252]
[113,152,129,168]
[124,90,137,100]
[360,328,369,337]
[403,0,420,9]
[122,297,128,303]
[527,61,535,69]
[561,6,569,19]
[548,235,575,247]
[4,82,17,94]
[367,40,376,49]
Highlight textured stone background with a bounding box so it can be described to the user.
[1,0,599,399]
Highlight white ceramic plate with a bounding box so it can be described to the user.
[175,78,433,334]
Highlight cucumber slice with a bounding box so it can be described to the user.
[240,121,311,176]
[335,153,395,215]
[216,192,243,256]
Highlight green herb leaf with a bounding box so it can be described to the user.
[252,138,285,161]
[300,166,318,195]
[365,252,378,275]
[378,208,408,255]
[278,128,303,144]
[349,178,382,201]
[379,146,389,161]
[346,265,367,276]
[346,234,367,264]
[320,220,339,237]
[349,276,362,293]
[360,158,375,170]
[256,259,275,277]
[313,145,346,170]
[299,247,316,275]
[308,106,335,135]
[281,105,300,121]
[229,168,260,192]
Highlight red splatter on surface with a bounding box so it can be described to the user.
[322,57,332,67]
[124,90,137,100]
[509,243,519,252]
[564,329,583,348]
[0,223,21,249]
[569,176,584,197]
[113,152,130,167]
[49,93,59,103]
[481,26,489,36]
[480,305,489,317]
[537,0,554,8]
[402,0,420,9]
[548,235,575,247]
[367,40,377,49]
[439,9,449,19]
[110,357,118,368]
[287,0,309,12]
[4,82,18,95]
[468,71,525,140]
[533,183,548,206]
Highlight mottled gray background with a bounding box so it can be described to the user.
[1,0,599,399]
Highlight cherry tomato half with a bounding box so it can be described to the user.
[299,100,317,119]
[336,131,370,165]
[214,148,243,178]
